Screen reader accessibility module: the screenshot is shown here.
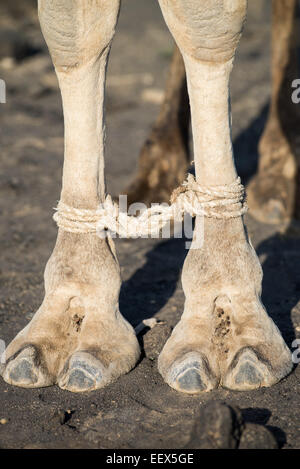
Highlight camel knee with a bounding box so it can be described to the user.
[38,0,120,70]
[158,0,247,63]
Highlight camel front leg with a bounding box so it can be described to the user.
[158,0,292,393]
[2,0,140,392]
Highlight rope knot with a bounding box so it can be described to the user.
[171,174,248,219]
[53,174,248,236]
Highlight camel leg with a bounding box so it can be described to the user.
[124,45,190,206]
[157,0,292,393]
[1,0,140,392]
[247,0,300,224]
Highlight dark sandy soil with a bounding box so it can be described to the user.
[0,0,299,449]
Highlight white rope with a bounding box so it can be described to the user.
[53,174,248,237]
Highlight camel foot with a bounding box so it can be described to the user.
[2,232,140,392]
[159,220,293,394]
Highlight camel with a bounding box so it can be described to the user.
[1,0,292,394]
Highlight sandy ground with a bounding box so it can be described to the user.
[0,0,299,449]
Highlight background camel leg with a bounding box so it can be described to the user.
[157,0,292,394]
[247,0,300,224]
[124,45,190,206]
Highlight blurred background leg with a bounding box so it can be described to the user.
[247,0,300,224]
[124,44,190,206]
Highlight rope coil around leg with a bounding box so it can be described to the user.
[53,174,248,236]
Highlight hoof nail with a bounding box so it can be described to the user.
[224,348,270,390]
[3,346,39,387]
[176,366,206,393]
[235,362,263,386]
[165,353,217,394]
[59,352,105,392]
[66,368,96,391]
